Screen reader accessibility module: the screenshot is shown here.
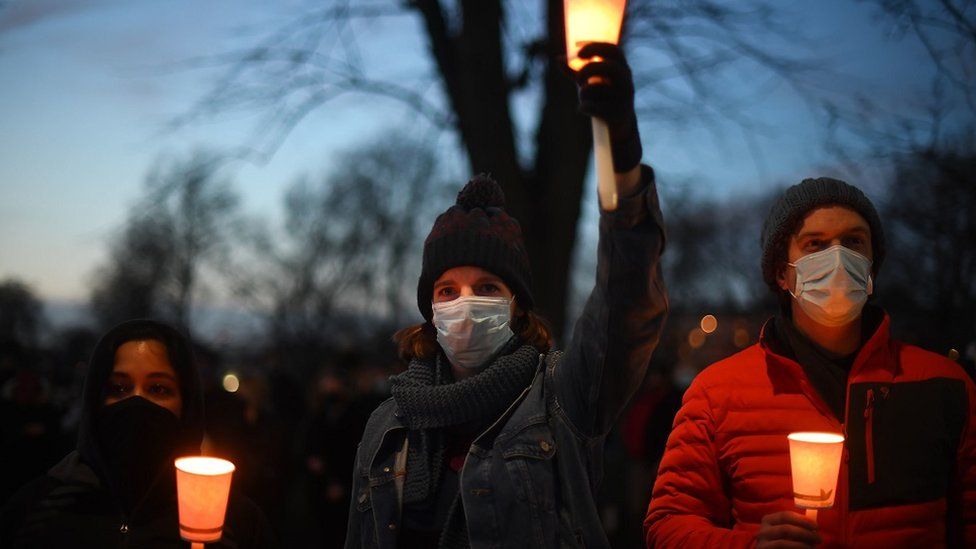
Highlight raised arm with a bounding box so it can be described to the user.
[549,43,668,437]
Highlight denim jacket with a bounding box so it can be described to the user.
[345,166,668,548]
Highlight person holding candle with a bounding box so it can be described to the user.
[344,43,668,548]
[0,319,277,548]
[644,178,976,548]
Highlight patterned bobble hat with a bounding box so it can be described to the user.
[760,176,886,292]
[417,174,533,321]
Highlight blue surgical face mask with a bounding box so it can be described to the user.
[788,244,873,327]
[432,296,514,369]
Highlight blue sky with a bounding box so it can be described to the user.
[0,0,932,306]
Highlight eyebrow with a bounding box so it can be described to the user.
[146,372,177,381]
[108,371,177,382]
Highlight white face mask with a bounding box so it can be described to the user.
[432,296,514,369]
[789,244,873,327]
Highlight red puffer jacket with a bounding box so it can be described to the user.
[644,313,976,548]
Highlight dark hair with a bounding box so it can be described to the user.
[102,325,182,397]
[393,307,553,362]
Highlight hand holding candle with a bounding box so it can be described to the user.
[564,0,629,211]
[175,457,235,548]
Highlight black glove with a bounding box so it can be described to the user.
[576,42,642,172]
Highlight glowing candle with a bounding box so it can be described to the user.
[787,432,844,522]
[564,0,628,211]
[175,456,236,546]
[564,0,627,71]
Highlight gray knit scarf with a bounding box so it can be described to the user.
[390,339,540,545]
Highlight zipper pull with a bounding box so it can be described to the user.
[864,388,874,417]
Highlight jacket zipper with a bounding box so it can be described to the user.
[864,388,876,484]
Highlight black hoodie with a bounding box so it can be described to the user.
[0,319,277,549]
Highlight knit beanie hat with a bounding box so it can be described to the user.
[417,174,533,321]
[761,177,886,292]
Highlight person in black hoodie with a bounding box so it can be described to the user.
[0,319,277,548]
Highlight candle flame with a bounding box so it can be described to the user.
[175,456,236,476]
[788,432,845,444]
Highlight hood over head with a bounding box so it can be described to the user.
[76,319,205,489]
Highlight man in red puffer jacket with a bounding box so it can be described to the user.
[644,177,976,548]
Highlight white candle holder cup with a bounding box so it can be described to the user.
[787,432,845,522]
[175,456,236,548]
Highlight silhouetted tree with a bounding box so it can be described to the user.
[90,214,175,328]
[877,147,976,356]
[660,186,777,312]
[90,151,240,333]
[232,134,451,373]
[180,0,830,337]
[862,0,974,112]
[0,279,44,350]
[827,0,975,164]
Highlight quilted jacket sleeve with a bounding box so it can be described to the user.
[643,377,754,548]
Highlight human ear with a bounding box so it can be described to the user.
[776,264,793,293]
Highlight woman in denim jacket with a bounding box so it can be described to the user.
[344,43,668,549]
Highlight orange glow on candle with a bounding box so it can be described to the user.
[175,456,236,543]
[564,0,628,70]
[787,432,844,510]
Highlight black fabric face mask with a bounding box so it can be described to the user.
[95,396,184,512]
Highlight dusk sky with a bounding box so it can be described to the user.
[0,0,934,312]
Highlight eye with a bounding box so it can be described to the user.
[477,283,501,295]
[804,239,823,252]
[844,236,864,247]
[437,286,457,299]
[149,384,175,397]
[106,382,131,396]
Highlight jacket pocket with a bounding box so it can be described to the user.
[848,379,966,510]
[500,423,558,547]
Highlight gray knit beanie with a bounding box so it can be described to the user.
[760,177,885,291]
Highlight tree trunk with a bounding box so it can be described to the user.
[525,0,593,338]
[415,0,592,340]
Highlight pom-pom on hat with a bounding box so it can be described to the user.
[760,177,886,292]
[417,174,533,321]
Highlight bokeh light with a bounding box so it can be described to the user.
[734,328,751,348]
[700,314,718,334]
[222,373,240,393]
